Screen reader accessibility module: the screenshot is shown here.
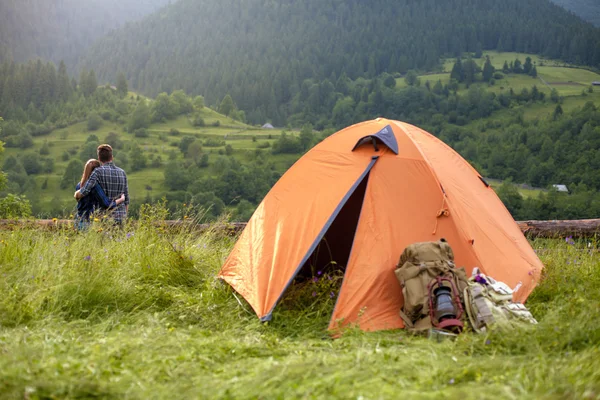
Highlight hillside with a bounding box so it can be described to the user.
[0,0,171,67]
[2,52,600,220]
[550,0,600,26]
[79,0,600,125]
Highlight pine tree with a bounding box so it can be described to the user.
[219,94,235,116]
[450,58,464,82]
[502,61,510,74]
[482,56,495,82]
[530,65,538,78]
[57,61,71,102]
[553,104,563,120]
[116,72,128,98]
[523,57,533,74]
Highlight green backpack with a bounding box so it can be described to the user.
[395,240,469,332]
[463,271,537,333]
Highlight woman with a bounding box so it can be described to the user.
[75,159,125,227]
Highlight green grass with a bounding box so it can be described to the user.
[486,178,544,199]
[0,211,599,399]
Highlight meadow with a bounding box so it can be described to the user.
[0,207,599,399]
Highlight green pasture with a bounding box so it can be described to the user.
[0,216,598,399]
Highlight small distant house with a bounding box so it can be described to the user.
[552,184,569,193]
[592,81,600,86]
[262,123,274,129]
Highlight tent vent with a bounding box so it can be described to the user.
[479,176,490,187]
[352,124,399,155]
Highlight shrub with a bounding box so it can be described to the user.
[39,141,50,155]
[87,113,103,131]
[133,128,149,138]
[192,115,205,127]
[204,138,225,147]
[0,194,31,218]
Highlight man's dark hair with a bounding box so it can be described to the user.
[97,144,113,163]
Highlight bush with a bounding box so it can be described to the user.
[211,120,220,127]
[133,128,149,138]
[192,115,205,127]
[87,113,103,131]
[257,141,271,149]
[0,194,32,218]
[169,129,180,136]
[19,133,34,149]
[493,72,504,80]
[21,153,43,174]
[39,141,50,155]
[204,138,225,147]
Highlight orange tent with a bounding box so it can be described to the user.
[219,118,543,332]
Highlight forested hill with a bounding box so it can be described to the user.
[79,0,600,125]
[0,0,171,67]
[550,0,600,26]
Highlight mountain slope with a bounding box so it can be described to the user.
[0,0,171,67]
[79,0,600,124]
[550,0,600,26]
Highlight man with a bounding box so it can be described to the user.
[75,144,129,223]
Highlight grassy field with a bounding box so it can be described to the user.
[398,51,600,101]
[0,212,598,399]
[3,107,297,216]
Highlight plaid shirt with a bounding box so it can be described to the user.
[80,162,129,222]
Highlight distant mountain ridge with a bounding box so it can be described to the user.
[0,0,171,67]
[78,0,600,124]
[550,0,600,26]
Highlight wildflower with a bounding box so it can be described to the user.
[485,339,491,345]
[330,292,335,298]
[312,291,317,297]
[126,232,133,239]
[449,379,455,385]
[52,218,58,222]
[84,255,91,261]
[312,277,318,283]
[328,275,332,281]
[69,214,74,219]
[94,218,100,222]
[184,216,189,220]
[317,270,322,275]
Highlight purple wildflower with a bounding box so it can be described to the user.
[485,339,491,345]
[330,292,335,298]
[84,255,91,261]
[327,275,333,281]
[312,277,319,283]
[449,379,455,385]
[317,270,322,275]
[126,232,133,239]
[312,291,317,297]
